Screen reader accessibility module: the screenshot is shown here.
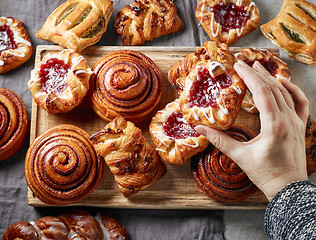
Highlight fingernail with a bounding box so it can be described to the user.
[195,125,206,136]
[237,60,249,67]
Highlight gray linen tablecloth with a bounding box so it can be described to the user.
[0,1,315,239]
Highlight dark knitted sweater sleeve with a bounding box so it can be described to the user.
[264,180,316,240]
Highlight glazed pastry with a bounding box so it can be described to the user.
[0,88,29,161]
[306,117,315,176]
[3,210,127,240]
[235,48,291,113]
[260,0,316,65]
[191,125,258,202]
[196,0,259,46]
[0,17,33,74]
[90,50,162,124]
[149,99,209,165]
[25,124,104,205]
[114,0,184,46]
[169,41,246,130]
[28,49,92,114]
[90,116,167,198]
[35,0,113,52]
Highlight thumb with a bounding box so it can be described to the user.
[195,125,245,162]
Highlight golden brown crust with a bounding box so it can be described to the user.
[306,117,315,176]
[260,0,316,65]
[114,0,184,46]
[169,41,246,130]
[191,125,258,202]
[3,210,127,240]
[0,88,29,161]
[35,0,113,52]
[195,0,259,46]
[0,17,33,74]
[149,99,209,165]
[25,124,104,205]
[90,116,167,198]
[235,48,291,113]
[89,50,162,124]
[28,49,92,114]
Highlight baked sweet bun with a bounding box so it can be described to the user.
[149,99,209,165]
[90,50,162,124]
[25,124,104,205]
[0,17,33,74]
[114,0,184,46]
[191,125,258,202]
[196,0,259,46]
[306,117,315,176]
[35,0,113,52]
[28,49,92,114]
[0,88,29,161]
[90,116,167,198]
[235,48,291,113]
[3,210,128,240]
[260,0,316,65]
[169,41,246,130]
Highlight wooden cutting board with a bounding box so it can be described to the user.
[28,45,276,209]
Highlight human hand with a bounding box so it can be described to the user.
[195,60,309,201]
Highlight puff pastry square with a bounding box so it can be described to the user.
[0,17,33,74]
[196,0,259,46]
[114,0,184,46]
[260,0,316,65]
[90,116,167,198]
[235,48,291,113]
[35,0,113,52]
[149,99,209,165]
[168,41,246,130]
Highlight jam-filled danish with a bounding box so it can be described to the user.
[35,0,113,52]
[0,17,33,74]
[196,0,259,46]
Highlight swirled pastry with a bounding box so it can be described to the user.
[196,0,259,46]
[90,116,167,198]
[235,48,291,113]
[90,50,162,124]
[149,99,209,165]
[3,210,127,240]
[25,124,104,205]
[35,0,113,52]
[260,0,316,65]
[114,0,184,46]
[0,88,29,161]
[0,17,33,74]
[28,49,92,114]
[169,41,246,130]
[191,125,258,202]
[306,117,315,176]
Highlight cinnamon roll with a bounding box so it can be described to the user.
[3,210,127,240]
[191,125,258,202]
[0,88,29,161]
[90,50,162,124]
[25,124,104,205]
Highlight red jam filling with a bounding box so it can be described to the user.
[188,66,232,108]
[245,59,278,77]
[39,58,71,94]
[211,3,250,32]
[0,25,17,53]
[163,112,200,140]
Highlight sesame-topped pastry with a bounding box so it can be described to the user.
[149,99,209,165]
[235,48,291,113]
[28,49,92,113]
[196,0,259,46]
[169,41,246,130]
[35,0,113,52]
[261,0,316,65]
[0,17,33,74]
[114,0,184,46]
